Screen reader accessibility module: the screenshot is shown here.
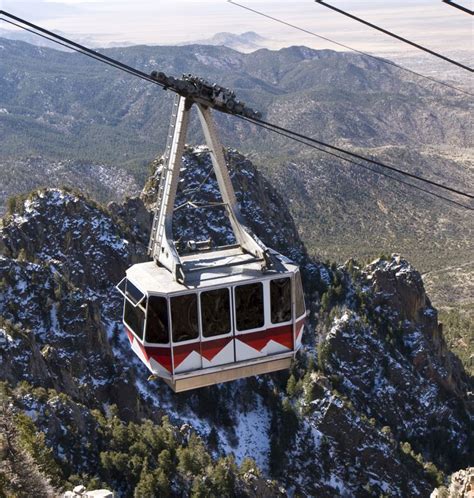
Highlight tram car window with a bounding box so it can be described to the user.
[201,288,231,337]
[171,293,199,342]
[124,299,145,340]
[295,272,305,318]
[270,278,292,324]
[145,296,169,344]
[235,282,264,331]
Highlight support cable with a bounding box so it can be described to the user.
[242,115,474,200]
[227,0,472,97]
[442,0,474,15]
[237,115,474,211]
[314,1,474,72]
[1,10,472,206]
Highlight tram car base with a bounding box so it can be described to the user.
[159,352,292,393]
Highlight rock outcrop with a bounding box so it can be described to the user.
[140,146,309,268]
[431,467,474,498]
[316,256,472,474]
[0,148,472,496]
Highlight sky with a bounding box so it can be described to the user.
[0,0,472,55]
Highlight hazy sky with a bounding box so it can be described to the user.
[1,0,472,54]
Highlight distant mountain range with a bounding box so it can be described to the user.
[0,27,269,52]
[0,37,472,308]
[180,31,270,52]
[0,27,138,50]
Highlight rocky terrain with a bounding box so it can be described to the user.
[0,147,472,496]
[431,467,474,498]
[0,156,140,217]
[1,37,472,310]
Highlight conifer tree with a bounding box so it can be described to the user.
[0,400,56,497]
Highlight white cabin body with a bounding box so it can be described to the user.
[118,248,306,392]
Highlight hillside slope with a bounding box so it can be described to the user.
[1,37,472,304]
[1,39,471,165]
[1,148,471,496]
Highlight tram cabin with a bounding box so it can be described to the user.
[117,248,306,392]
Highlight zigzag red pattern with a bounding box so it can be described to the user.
[237,324,293,351]
[173,342,200,368]
[125,327,172,372]
[201,337,233,361]
[126,320,304,374]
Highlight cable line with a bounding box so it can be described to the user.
[0,11,166,89]
[1,10,473,205]
[314,1,474,72]
[442,0,474,15]
[237,115,473,211]
[227,0,473,97]
[244,115,474,200]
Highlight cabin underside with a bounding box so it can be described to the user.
[162,353,293,392]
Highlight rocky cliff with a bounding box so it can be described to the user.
[0,147,472,496]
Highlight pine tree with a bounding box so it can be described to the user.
[0,400,56,497]
[286,374,297,398]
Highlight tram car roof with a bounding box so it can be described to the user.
[125,247,299,295]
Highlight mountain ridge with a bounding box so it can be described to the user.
[1,34,472,381]
[1,147,472,495]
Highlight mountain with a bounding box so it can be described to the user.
[0,156,140,217]
[1,147,472,496]
[1,38,471,162]
[1,38,472,291]
[1,36,472,375]
[181,32,270,52]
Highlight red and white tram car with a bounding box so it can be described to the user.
[117,87,306,392]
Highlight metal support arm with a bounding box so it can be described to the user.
[148,96,274,282]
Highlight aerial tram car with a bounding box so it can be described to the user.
[116,74,306,392]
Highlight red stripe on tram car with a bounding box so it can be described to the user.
[269,324,294,350]
[125,326,173,373]
[145,346,173,373]
[137,340,173,373]
[237,329,269,352]
[125,327,135,344]
[237,324,293,352]
[173,342,201,368]
[201,337,233,361]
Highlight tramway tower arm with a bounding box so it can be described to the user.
[149,93,277,283]
[150,97,192,282]
[196,104,270,262]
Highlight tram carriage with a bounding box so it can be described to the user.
[117,249,305,392]
[117,77,306,392]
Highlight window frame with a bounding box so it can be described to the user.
[233,281,266,334]
[117,278,147,308]
[269,277,293,325]
[143,294,171,346]
[294,270,306,320]
[199,287,233,340]
[123,295,146,341]
[169,291,200,345]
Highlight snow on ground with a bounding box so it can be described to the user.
[219,397,271,474]
[325,472,350,496]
